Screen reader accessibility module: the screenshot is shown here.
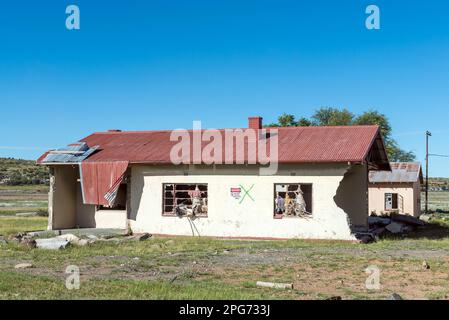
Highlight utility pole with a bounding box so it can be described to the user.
[425,131,432,214]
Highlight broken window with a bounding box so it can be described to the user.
[163,183,208,217]
[385,193,399,211]
[274,184,312,218]
[97,183,127,210]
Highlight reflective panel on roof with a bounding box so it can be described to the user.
[40,142,99,164]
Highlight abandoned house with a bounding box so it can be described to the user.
[368,162,423,217]
[37,117,391,240]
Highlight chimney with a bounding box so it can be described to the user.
[248,116,263,130]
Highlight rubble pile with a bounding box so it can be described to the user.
[2,230,152,250]
[356,213,426,243]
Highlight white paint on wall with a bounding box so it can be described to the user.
[128,164,366,240]
[368,182,421,217]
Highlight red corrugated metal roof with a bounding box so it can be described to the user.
[39,125,383,165]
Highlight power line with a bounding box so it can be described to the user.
[429,154,449,158]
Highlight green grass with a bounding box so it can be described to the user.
[0,216,48,235]
[0,185,49,191]
[2,220,449,300]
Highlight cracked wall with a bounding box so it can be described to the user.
[128,163,366,240]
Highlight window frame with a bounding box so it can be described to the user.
[162,183,208,217]
[273,183,313,219]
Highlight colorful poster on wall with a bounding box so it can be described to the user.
[230,187,241,199]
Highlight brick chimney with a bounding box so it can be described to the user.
[248,116,263,130]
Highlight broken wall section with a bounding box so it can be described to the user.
[334,164,369,229]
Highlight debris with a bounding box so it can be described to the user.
[368,216,392,226]
[422,261,430,270]
[256,281,294,290]
[15,263,33,269]
[54,234,92,246]
[371,227,386,237]
[169,275,178,284]
[21,238,37,249]
[56,234,80,242]
[35,238,70,250]
[390,213,425,226]
[76,239,90,246]
[388,293,403,300]
[355,233,375,244]
[419,214,432,222]
[26,230,58,238]
[385,222,407,234]
[131,233,151,241]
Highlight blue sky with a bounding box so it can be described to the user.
[0,1,448,176]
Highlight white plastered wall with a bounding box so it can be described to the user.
[128,163,368,240]
[368,182,420,217]
[48,165,128,230]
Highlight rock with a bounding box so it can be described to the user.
[165,239,175,245]
[223,249,230,254]
[55,234,92,246]
[419,214,432,222]
[388,293,403,300]
[15,263,33,269]
[124,233,152,241]
[385,222,406,234]
[391,213,425,226]
[0,239,7,245]
[87,235,98,240]
[256,281,294,290]
[422,261,430,270]
[35,238,70,250]
[356,233,375,244]
[21,238,37,249]
[56,234,79,242]
[76,239,90,246]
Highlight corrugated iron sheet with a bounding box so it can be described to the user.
[39,142,99,164]
[80,161,129,206]
[369,162,422,183]
[43,125,382,164]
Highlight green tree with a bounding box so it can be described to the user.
[311,107,354,126]
[278,113,297,127]
[269,107,416,162]
[354,110,392,140]
[297,117,312,126]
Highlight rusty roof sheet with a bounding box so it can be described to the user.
[369,162,422,183]
[37,125,388,166]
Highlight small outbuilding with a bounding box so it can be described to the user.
[37,117,391,240]
[368,162,423,217]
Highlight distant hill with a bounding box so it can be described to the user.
[0,158,49,186]
[0,157,448,188]
[427,177,449,191]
